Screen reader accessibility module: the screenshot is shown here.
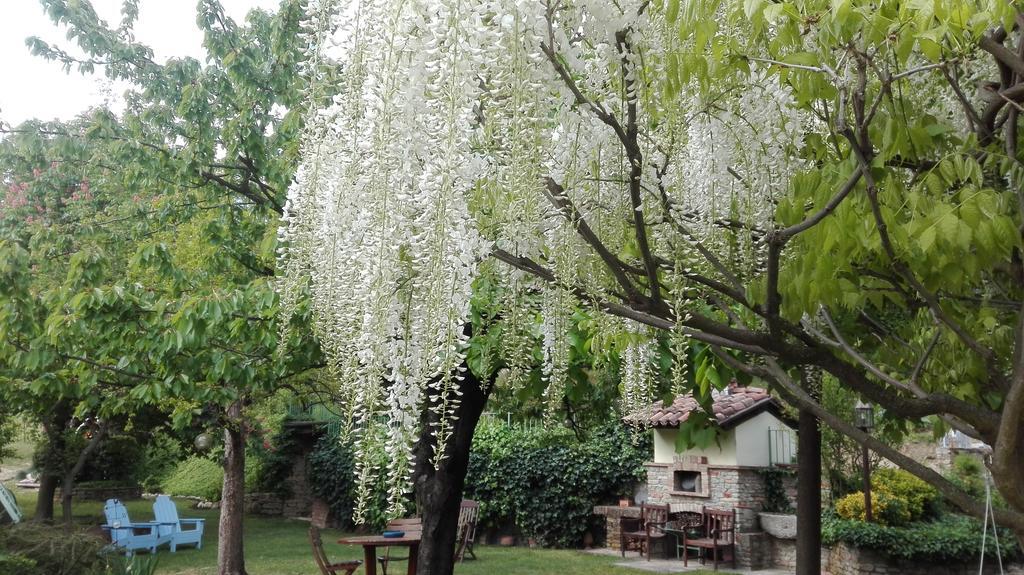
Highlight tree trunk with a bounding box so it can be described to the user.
[413,368,490,575]
[33,400,73,522]
[218,401,248,575]
[795,408,822,575]
[34,474,58,522]
[61,422,109,526]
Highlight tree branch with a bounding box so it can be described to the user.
[491,248,770,353]
[775,167,863,240]
[541,178,643,300]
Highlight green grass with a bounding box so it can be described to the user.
[3,485,730,575]
[0,437,36,475]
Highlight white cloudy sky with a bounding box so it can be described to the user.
[0,0,280,126]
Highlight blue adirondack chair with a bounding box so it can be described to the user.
[0,483,22,524]
[102,498,172,555]
[153,495,205,552]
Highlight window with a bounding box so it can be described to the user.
[674,470,702,493]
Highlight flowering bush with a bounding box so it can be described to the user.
[834,468,939,526]
[834,490,911,526]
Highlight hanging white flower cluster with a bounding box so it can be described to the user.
[670,72,806,234]
[280,0,494,519]
[281,0,809,521]
[620,320,658,426]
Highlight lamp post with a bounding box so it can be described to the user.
[854,400,875,522]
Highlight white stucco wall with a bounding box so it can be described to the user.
[653,427,738,466]
[652,411,795,467]
[734,411,795,467]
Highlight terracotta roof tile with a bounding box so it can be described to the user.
[630,385,775,429]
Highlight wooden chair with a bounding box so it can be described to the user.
[310,526,362,575]
[378,517,423,575]
[681,507,736,570]
[455,500,479,562]
[620,503,669,561]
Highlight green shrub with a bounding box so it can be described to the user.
[0,553,39,575]
[0,523,108,575]
[161,457,224,501]
[464,422,650,548]
[81,434,145,483]
[822,514,1020,562]
[308,424,391,531]
[160,453,266,501]
[834,468,938,526]
[248,424,298,497]
[135,432,183,492]
[834,490,910,526]
[872,468,939,520]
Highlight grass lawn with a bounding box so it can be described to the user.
[0,437,36,480]
[3,485,730,575]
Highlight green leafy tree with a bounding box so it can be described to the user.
[1,1,324,573]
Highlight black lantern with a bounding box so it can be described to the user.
[854,400,874,521]
[854,400,875,431]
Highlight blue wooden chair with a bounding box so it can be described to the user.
[0,483,23,524]
[102,498,172,555]
[152,495,205,552]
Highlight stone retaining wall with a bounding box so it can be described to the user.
[824,542,1023,575]
[59,485,142,501]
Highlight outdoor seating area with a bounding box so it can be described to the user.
[329,501,480,575]
[101,496,206,556]
[617,503,736,570]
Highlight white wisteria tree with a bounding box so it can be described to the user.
[281,0,1024,570]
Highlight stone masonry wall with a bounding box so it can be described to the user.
[641,460,772,568]
[644,461,766,532]
[824,542,1024,575]
[245,443,316,518]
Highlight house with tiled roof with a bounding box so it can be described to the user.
[644,384,794,470]
[635,384,797,532]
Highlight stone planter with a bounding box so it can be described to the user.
[758,512,797,539]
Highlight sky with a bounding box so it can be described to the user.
[0,0,280,126]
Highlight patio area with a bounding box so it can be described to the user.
[585,548,789,575]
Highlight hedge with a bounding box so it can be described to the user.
[463,422,650,547]
[306,421,650,547]
[822,513,1020,563]
[308,424,392,531]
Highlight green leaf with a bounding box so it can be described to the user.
[917,226,937,253]
[666,0,680,24]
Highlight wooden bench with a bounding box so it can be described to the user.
[681,507,736,570]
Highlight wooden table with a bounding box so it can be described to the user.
[338,533,421,575]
